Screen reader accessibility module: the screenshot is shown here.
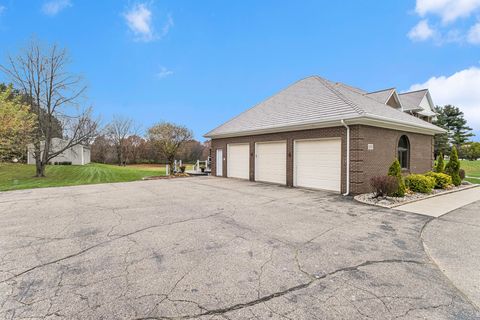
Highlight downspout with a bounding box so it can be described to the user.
[341,120,350,196]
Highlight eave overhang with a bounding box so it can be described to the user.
[204,115,446,139]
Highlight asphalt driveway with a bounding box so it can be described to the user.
[1,177,479,319]
[422,200,480,309]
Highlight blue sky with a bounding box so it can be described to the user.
[1,0,479,140]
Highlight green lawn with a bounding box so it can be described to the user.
[0,163,166,191]
[460,160,480,184]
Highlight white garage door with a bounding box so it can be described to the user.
[255,141,287,185]
[227,143,250,179]
[294,138,341,192]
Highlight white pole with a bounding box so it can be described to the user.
[166,164,169,176]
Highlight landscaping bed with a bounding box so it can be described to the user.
[355,182,476,208]
[356,147,478,208]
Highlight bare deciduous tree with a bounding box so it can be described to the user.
[106,115,137,166]
[147,122,193,174]
[0,40,97,176]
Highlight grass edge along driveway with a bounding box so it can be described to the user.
[0,163,166,191]
[460,160,480,184]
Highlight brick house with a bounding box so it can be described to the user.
[204,76,445,194]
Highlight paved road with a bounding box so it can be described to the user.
[422,200,480,309]
[1,177,478,319]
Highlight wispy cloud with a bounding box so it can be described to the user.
[123,3,173,42]
[156,66,174,79]
[408,20,435,41]
[0,5,6,16]
[160,13,174,38]
[415,0,480,23]
[408,0,480,45]
[124,3,154,41]
[42,0,72,16]
[468,22,480,44]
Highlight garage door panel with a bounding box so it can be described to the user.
[295,139,341,192]
[255,141,286,185]
[227,144,250,179]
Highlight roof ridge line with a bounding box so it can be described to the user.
[366,87,396,94]
[314,77,365,115]
[398,88,428,95]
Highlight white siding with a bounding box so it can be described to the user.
[27,138,91,165]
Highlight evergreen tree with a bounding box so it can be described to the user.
[433,105,474,156]
[434,152,445,173]
[387,159,406,197]
[445,146,461,186]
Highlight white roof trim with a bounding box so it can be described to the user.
[386,90,404,111]
[205,115,446,139]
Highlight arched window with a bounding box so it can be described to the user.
[398,135,410,170]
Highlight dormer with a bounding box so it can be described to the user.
[365,88,403,110]
[398,89,437,123]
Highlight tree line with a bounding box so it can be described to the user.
[91,116,210,166]
[0,39,205,177]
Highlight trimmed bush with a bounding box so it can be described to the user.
[370,176,399,198]
[387,159,406,197]
[424,171,452,189]
[459,169,465,181]
[405,174,435,193]
[445,146,461,186]
[434,153,445,173]
[179,165,186,173]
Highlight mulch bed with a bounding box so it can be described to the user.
[354,182,477,208]
[143,173,191,180]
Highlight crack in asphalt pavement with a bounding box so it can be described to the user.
[0,212,222,284]
[134,259,426,319]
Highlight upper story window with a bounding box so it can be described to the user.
[398,135,410,170]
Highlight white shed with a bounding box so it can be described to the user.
[27,138,91,165]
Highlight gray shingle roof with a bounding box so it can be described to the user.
[365,88,395,104]
[398,89,427,111]
[204,76,445,138]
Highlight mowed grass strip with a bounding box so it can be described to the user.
[0,163,166,191]
[460,160,480,184]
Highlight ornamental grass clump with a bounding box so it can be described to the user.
[387,159,406,197]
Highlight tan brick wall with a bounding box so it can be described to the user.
[351,126,434,194]
[210,125,434,195]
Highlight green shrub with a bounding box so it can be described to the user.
[405,174,435,193]
[424,171,452,189]
[445,146,461,186]
[434,153,445,173]
[370,176,399,198]
[387,159,406,197]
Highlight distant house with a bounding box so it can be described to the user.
[27,137,91,165]
[204,76,445,194]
